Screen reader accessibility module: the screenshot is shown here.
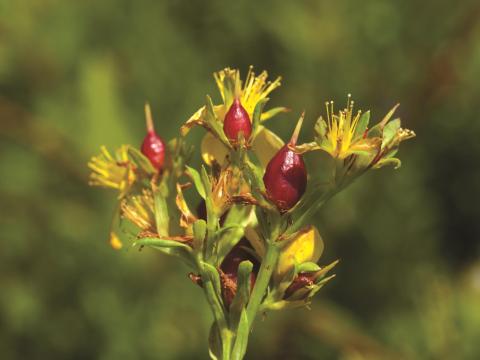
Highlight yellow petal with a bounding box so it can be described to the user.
[346,137,381,157]
[175,183,197,229]
[251,126,285,168]
[201,132,229,166]
[109,232,123,250]
[276,225,324,281]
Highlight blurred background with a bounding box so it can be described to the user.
[1,0,480,359]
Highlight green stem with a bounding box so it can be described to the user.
[286,191,333,235]
[220,328,233,360]
[245,242,280,329]
[202,273,232,359]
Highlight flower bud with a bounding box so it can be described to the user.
[263,116,306,211]
[223,98,252,144]
[141,104,166,171]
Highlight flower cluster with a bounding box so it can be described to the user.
[88,67,414,360]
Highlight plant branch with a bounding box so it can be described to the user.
[245,241,280,329]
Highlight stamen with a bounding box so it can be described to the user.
[324,101,329,126]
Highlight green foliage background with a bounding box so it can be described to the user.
[1,1,480,359]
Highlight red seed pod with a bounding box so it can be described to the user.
[263,116,307,211]
[284,271,317,299]
[223,98,252,144]
[220,238,259,307]
[141,104,166,171]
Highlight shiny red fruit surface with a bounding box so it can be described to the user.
[141,130,166,171]
[223,98,252,143]
[263,144,307,211]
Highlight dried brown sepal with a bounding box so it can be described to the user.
[180,106,208,136]
[219,270,238,308]
[229,193,260,206]
[175,183,198,228]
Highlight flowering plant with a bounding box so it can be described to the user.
[88,67,414,359]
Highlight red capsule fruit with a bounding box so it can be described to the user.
[223,98,252,144]
[141,104,166,171]
[284,271,317,299]
[220,238,259,307]
[263,116,307,211]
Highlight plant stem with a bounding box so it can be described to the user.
[202,272,233,359]
[221,328,233,360]
[286,190,335,235]
[245,242,280,329]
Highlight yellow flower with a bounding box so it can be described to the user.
[88,145,136,197]
[120,189,156,233]
[180,67,288,149]
[321,96,379,159]
[213,66,282,118]
[294,96,415,169]
[275,225,324,281]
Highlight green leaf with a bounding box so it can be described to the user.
[260,106,289,122]
[215,206,254,265]
[264,299,307,311]
[309,274,337,299]
[202,262,223,298]
[384,147,399,159]
[374,157,402,169]
[353,110,370,141]
[205,95,231,147]
[200,166,215,221]
[230,260,253,326]
[153,183,169,237]
[224,204,252,227]
[368,104,400,138]
[134,237,191,250]
[244,159,266,195]
[378,103,400,128]
[313,260,339,282]
[297,262,321,273]
[314,117,328,139]
[127,146,156,175]
[216,224,243,236]
[367,123,382,138]
[193,219,207,252]
[216,227,244,266]
[381,118,400,149]
[134,237,195,268]
[222,72,237,106]
[200,166,212,196]
[251,98,268,137]
[208,322,222,360]
[186,165,206,199]
[231,309,249,360]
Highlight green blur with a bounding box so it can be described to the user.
[1,1,480,359]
